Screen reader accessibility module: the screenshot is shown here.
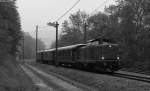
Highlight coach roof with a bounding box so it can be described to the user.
[58,44,86,51]
[38,44,86,52]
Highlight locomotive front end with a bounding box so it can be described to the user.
[101,43,121,72]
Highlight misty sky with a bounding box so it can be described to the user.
[16,0,115,48]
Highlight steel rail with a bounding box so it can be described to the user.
[113,72,150,83]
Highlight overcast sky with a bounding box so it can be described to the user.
[16,0,115,48]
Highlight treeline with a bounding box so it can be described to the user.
[21,32,45,59]
[0,1,22,60]
[52,0,150,71]
[0,2,39,90]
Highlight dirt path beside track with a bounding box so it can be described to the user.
[20,65,54,91]
[21,64,86,91]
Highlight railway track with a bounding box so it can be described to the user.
[121,68,150,75]
[28,63,150,91]
[113,72,150,83]
[30,62,150,84]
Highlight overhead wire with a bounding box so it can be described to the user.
[31,0,110,48]
[38,0,81,29]
[39,0,109,29]
[56,0,81,21]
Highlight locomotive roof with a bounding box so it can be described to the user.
[87,38,116,43]
[38,44,86,52]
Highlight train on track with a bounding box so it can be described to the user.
[37,38,121,73]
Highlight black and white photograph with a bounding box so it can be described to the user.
[0,0,150,91]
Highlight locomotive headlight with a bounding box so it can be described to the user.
[109,45,112,48]
[102,56,105,60]
[117,57,120,60]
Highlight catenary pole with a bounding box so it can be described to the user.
[55,22,59,66]
[36,25,38,61]
[84,22,87,44]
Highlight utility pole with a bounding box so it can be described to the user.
[84,22,87,44]
[36,25,38,61]
[47,22,59,66]
[55,22,59,66]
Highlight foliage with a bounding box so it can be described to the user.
[115,0,150,69]
[0,2,22,60]
[51,10,89,48]
[21,32,45,59]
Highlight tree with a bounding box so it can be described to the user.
[51,10,89,48]
[21,32,45,59]
[114,0,150,70]
[0,2,22,60]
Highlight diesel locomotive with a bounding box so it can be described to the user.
[37,38,121,72]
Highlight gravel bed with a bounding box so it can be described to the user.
[30,63,150,91]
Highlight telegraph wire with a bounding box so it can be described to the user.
[56,0,81,21]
